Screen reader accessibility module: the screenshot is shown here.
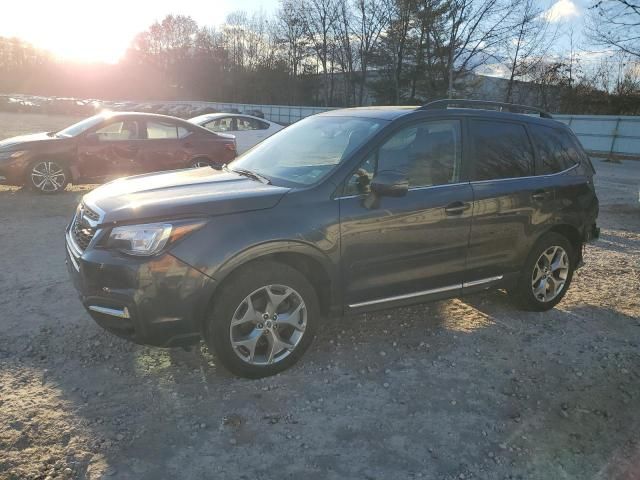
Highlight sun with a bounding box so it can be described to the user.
[0,1,133,64]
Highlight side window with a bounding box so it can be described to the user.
[146,121,179,139]
[177,126,191,139]
[205,117,234,132]
[344,120,462,195]
[529,124,579,175]
[237,117,269,131]
[94,120,140,141]
[471,120,534,180]
[345,151,376,195]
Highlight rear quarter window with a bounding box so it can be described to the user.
[529,124,580,174]
[471,120,534,180]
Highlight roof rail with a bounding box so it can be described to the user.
[418,99,553,119]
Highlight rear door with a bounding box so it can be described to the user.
[527,123,596,234]
[339,118,473,310]
[138,119,190,173]
[465,119,543,288]
[236,116,271,152]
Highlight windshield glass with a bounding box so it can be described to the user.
[56,114,107,138]
[229,115,387,186]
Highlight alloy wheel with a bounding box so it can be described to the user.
[30,161,66,192]
[229,284,307,366]
[531,245,570,302]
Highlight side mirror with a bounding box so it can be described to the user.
[370,170,409,197]
[84,133,99,145]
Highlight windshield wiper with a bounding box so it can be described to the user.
[226,165,271,185]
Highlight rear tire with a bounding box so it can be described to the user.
[190,158,214,168]
[511,232,575,311]
[27,160,69,194]
[205,261,319,378]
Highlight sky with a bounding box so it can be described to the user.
[0,0,279,63]
[0,0,590,64]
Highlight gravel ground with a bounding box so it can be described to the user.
[0,113,639,480]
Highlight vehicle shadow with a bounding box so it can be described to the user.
[4,289,638,479]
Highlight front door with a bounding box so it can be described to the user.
[77,118,143,181]
[339,119,473,310]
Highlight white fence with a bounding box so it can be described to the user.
[150,101,640,157]
[554,115,640,157]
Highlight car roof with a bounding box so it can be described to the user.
[317,105,565,129]
[101,111,224,135]
[189,112,270,123]
[317,106,419,121]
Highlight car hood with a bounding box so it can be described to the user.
[83,167,290,224]
[0,132,59,149]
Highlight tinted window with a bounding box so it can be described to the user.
[471,120,533,180]
[345,120,462,195]
[529,124,580,174]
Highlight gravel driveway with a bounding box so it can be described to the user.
[0,113,638,480]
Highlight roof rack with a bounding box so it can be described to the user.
[418,99,553,119]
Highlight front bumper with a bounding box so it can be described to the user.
[65,229,215,347]
[586,223,600,243]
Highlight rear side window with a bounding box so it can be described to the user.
[471,120,534,180]
[529,124,580,174]
[147,121,179,139]
[237,117,269,131]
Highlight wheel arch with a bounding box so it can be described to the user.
[200,242,339,332]
[545,223,583,265]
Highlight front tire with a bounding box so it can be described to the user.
[205,261,319,378]
[512,232,575,311]
[27,160,69,193]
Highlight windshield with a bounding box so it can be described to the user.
[229,115,387,186]
[56,114,107,138]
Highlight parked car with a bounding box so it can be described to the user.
[65,100,599,378]
[189,113,283,154]
[0,112,237,193]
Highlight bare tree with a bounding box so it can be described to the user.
[381,0,416,103]
[303,0,341,105]
[503,0,558,102]
[587,0,640,58]
[442,0,513,97]
[277,0,309,78]
[352,0,388,104]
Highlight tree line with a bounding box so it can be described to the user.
[0,0,639,114]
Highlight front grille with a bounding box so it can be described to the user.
[71,204,100,252]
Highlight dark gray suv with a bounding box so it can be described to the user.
[65,100,599,378]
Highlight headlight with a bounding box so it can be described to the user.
[106,220,205,256]
[0,150,26,161]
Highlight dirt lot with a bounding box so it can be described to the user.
[0,112,639,480]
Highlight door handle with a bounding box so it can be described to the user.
[531,189,550,201]
[444,201,471,215]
